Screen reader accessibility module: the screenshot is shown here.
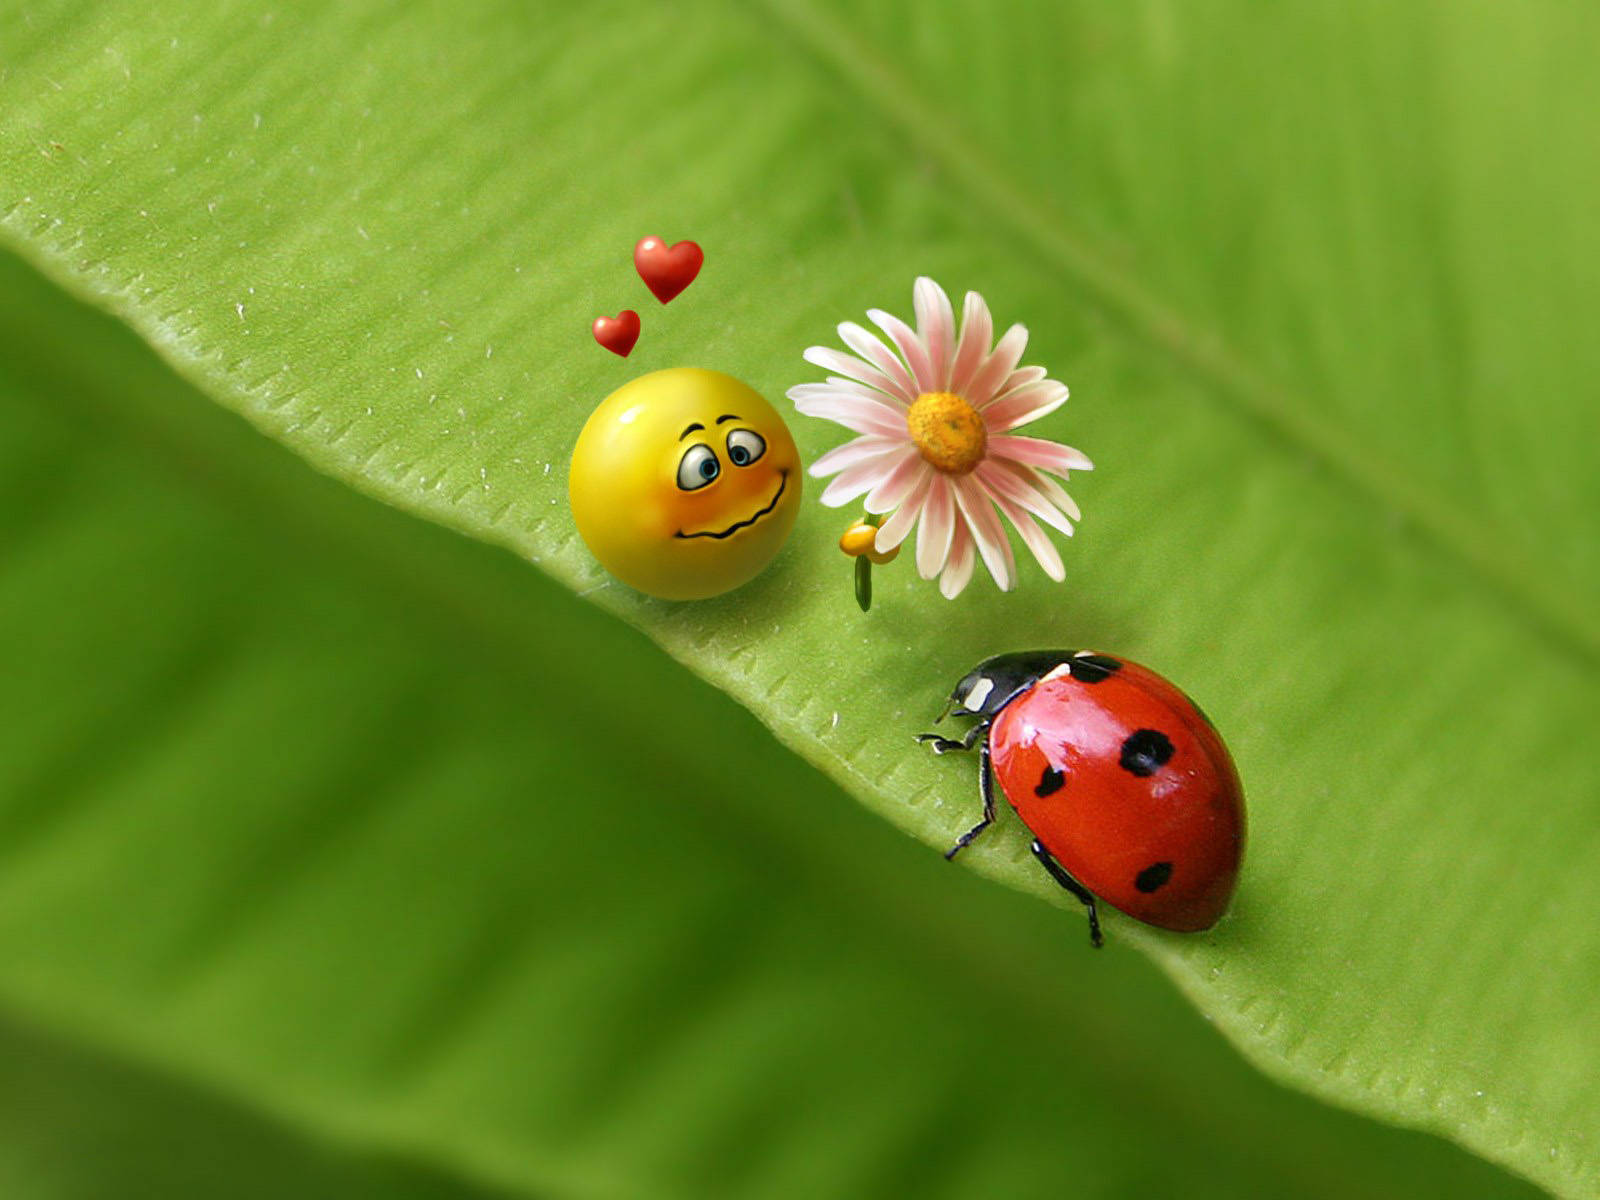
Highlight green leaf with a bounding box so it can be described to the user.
[0,1009,518,1200]
[1,1,1595,1196]
[0,248,1539,1200]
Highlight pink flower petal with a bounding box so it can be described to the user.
[976,372,1053,412]
[988,435,1093,477]
[948,291,994,397]
[837,322,918,403]
[867,307,938,395]
[981,381,1070,433]
[996,364,1048,396]
[820,375,904,403]
[873,471,933,553]
[808,435,906,478]
[940,523,976,598]
[863,451,928,514]
[788,380,875,403]
[1022,467,1082,523]
[975,461,1075,536]
[980,479,1065,582]
[916,476,957,579]
[790,387,908,437]
[791,399,905,438]
[914,277,956,391]
[1007,506,1065,581]
[819,454,899,507]
[803,345,901,399]
[964,323,1029,406]
[951,477,1015,591]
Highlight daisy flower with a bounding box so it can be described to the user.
[788,277,1092,598]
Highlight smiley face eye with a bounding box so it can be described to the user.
[726,428,767,467]
[676,443,720,491]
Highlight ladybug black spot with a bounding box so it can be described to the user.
[1120,729,1174,777]
[1135,862,1173,893]
[1067,654,1123,684]
[1035,765,1065,797]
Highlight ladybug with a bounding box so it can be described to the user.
[918,650,1245,947]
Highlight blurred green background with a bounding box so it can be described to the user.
[2,2,1595,1197]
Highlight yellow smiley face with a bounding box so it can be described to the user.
[569,368,803,600]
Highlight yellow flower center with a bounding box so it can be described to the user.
[906,391,986,475]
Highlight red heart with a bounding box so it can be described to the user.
[592,309,640,357]
[634,236,703,304]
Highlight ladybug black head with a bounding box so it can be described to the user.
[944,651,1080,721]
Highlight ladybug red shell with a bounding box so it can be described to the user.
[919,650,1245,946]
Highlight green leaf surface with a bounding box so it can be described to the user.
[2,1,1595,1195]
[0,1008,520,1200]
[0,249,1539,1199]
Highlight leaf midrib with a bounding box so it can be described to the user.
[756,0,1600,666]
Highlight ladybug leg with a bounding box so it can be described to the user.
[915,718,988,756]
[943,740,997,861]
[1029,840,1104,949]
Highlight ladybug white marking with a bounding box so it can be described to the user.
[963,677,995,710]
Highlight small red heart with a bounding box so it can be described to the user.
[634,236,703,304]
[592,309,641,357]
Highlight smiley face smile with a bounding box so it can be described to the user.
[675,471,788,540]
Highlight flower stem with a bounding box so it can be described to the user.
[853,510,884,613]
